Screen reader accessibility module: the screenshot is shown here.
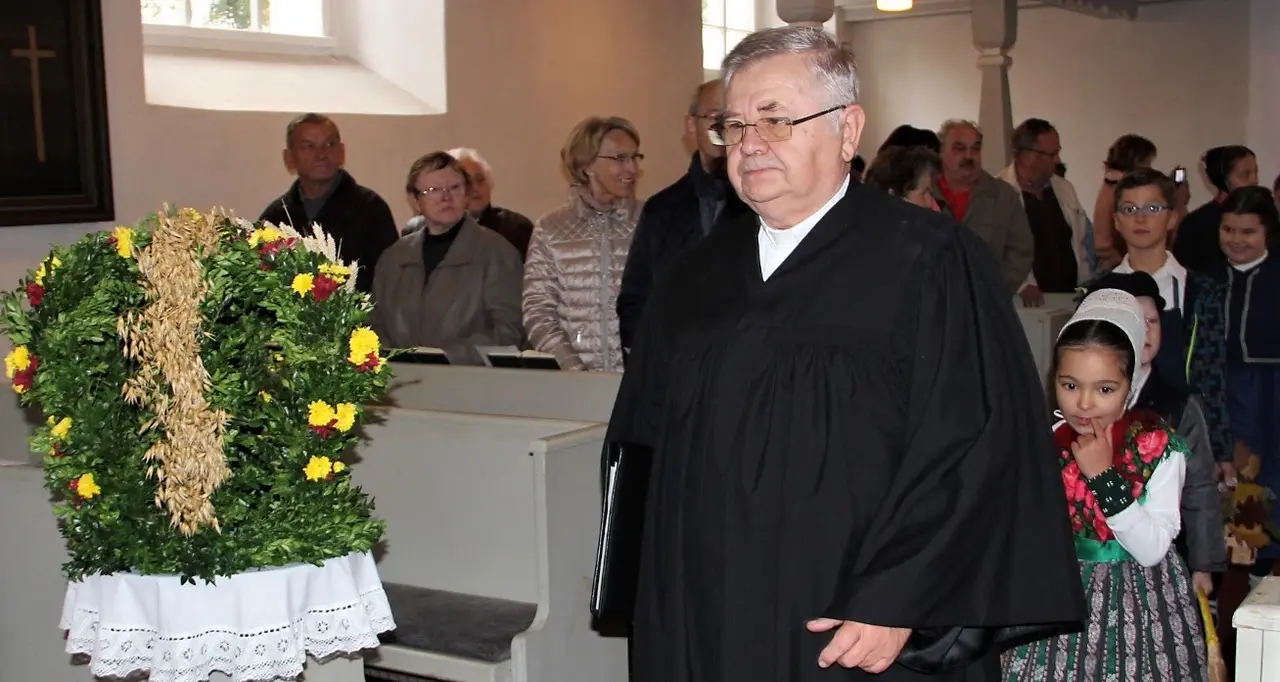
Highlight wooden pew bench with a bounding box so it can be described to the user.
[355,407,627,682]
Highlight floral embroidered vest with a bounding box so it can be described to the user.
[1054,409,1182,547]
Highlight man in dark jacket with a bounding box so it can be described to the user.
[258,113,399,294]
[617,79,749,355]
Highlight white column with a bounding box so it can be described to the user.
[971,0,1018,174]
[774,0,835,27]
[1248,0,1280,188]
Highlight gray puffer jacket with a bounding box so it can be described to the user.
[522,185,640,372]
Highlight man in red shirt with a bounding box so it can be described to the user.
[937,119,1033,293]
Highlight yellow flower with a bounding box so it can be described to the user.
[248,226,285,247]
[76,473,101,499]
[291,273,315,297]
[304,456,333,481]
[33,257,60,286]
[332,461,347,473]
[318,262,351,282]
[347,327,380,365]
[259,391,272,403]
[334,403,357,432]
[308,400,336,427]
[5,345,31,378]
[50,417,72,440]
[112,226,135,258]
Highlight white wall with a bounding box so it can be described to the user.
[0,0,701,294]
[1248,0,1280,188]
[846,0,1252,208]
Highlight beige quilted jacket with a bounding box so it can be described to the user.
[522,186,641,372]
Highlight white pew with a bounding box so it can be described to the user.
[1234,575,1280,681]
[355,407,627,682]
[382,362,622,423]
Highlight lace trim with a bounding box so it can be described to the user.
[64,587,394,682]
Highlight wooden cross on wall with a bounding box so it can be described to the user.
[11,25,57,163]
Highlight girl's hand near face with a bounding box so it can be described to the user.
[1071,418,1115,479]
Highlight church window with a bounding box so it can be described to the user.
[702,0,757,71]
[140,0,334,55]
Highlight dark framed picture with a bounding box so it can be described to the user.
[1,0,113,227]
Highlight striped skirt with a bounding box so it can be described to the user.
[1001,550,1207,681]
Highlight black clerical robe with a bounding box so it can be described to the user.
[608,183,1086,681]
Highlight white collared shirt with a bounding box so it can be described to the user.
[1114,251,1188,313]
[757,175,851,280]
[1232,251,1269,272]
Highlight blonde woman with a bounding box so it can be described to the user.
[522,116,643,371]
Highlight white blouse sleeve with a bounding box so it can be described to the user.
[1105,450,1186,568]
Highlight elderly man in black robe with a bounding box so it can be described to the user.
[604,26,1086,682]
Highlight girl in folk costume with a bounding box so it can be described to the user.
[1003,289,1208,682]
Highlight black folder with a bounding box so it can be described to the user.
[590,441,653,623]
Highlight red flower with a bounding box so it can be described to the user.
[67,477,79,492]
[25,282,44,306]
[1131,480,1145,499]
[1136,430,1169,463]
[354,352,380,372]
[1061,460,1080,498]
[312,274,340,302]
[1091,514,1113,542]
[11,354,39,393]
[309,424,335,438]
[52,445,65,458]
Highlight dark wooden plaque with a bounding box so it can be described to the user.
[0,0,113,226]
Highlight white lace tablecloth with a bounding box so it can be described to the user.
[59,551,395,682]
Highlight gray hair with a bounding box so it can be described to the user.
[721,26,859,110]
[938,119,981,143]
[445,147,493,178]
[688,79,723,117]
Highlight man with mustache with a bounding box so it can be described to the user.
[602,25,1085,682]
[937,119,1034,294]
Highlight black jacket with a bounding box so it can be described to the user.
[617,155,749,353]
[1172,200,1225,275]
[1135,371,1227,573]
[258,171,399,294]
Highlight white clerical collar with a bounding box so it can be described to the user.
[1232,252,1269,272]
[759,175,851,246]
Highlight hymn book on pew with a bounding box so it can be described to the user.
[397,347,453,365]
[476,346,561,370]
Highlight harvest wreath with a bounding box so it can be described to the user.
[1,207,390,583]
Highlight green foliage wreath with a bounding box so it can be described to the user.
[1,208,390,583]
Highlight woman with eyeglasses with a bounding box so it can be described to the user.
[369,152,525,364]
[522,116,643,372]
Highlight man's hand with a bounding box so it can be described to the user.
[1218,461,1238,489]
[1019,284,1045,308]
[806,618,909,673]
[1193,571,1214,597]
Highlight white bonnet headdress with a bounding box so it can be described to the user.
[1058,289,1150,408]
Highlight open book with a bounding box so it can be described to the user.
[396,347,452,365]
[476,346,561,370]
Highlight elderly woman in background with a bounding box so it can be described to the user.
[522,116,642,372]
[371,151,524,364]
[863,145,943,212]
